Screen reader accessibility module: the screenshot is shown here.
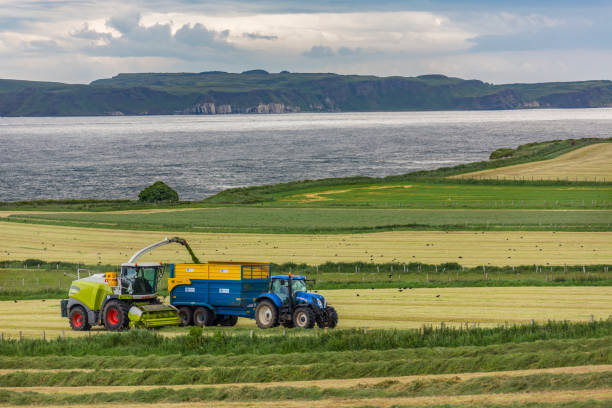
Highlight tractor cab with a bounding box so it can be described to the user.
[270,275,309,305]
[119,263,163,297]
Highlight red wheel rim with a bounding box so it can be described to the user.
[107,308,119,325]
[72,312,83,327]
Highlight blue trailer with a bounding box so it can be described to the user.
[168,261,337,329]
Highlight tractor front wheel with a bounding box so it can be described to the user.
[103,300,129,331]
[178,307,193,326]
[255,300,278,329]
[293,307,315,329]
[326,306,338,328]
[69,306,90,331]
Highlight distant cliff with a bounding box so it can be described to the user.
[1,71,612,116]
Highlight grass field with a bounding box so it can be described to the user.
[455,143,612,182]
[0,320,611,406]
[1,222,611,266]
[3,208,611,233]
[275,182,612,209]
[1,286,610,339]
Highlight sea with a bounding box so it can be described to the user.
[1,109,612,201]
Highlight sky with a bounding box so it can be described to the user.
[1,0,612,84]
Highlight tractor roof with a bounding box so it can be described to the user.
[121,262,164,267]
[271,275,306,280]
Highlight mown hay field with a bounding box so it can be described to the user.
[1,286,610,339]
[454,143,612,181]
[1,222,610,266]
[0,322,612,407]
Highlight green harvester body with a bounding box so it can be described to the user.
[61,237,197,332]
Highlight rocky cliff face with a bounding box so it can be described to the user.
[188,102,300,114]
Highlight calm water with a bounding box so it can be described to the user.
[1,109,612,201]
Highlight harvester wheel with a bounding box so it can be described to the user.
[293,307,315,329]
[103,300,129,331]
[255,300,278,329]
[193,307,215,327]
[69,306,90,331]
[178,307,193,326]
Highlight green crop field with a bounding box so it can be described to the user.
[3,208,611,234]
[205,180,612,209]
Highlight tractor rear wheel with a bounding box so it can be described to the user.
[178,307,193,326]
[193,307,215,327]
[69,306,90,331]
[293,307,315,329]
[103,300,129,331]
[255,300,278,329]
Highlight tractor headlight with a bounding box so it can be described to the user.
[316,298,323,308]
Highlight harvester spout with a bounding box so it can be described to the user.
[128,236,201,264]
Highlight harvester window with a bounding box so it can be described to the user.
[121,266,158,295]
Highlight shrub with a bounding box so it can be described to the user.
[490,147,515,160]
[138,181,179,202]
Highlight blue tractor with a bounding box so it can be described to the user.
[255,274,338,329]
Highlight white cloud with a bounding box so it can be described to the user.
[0,1,611,83]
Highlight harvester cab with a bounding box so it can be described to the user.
[255,274,338,329]
[61,237,200,331]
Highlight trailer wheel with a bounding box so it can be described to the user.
[255,300,278,329]
[178,307,193,326]
[103,300,129,331]
[69,306,90,331]
[293,307,315,329]
[193,307,215,327]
